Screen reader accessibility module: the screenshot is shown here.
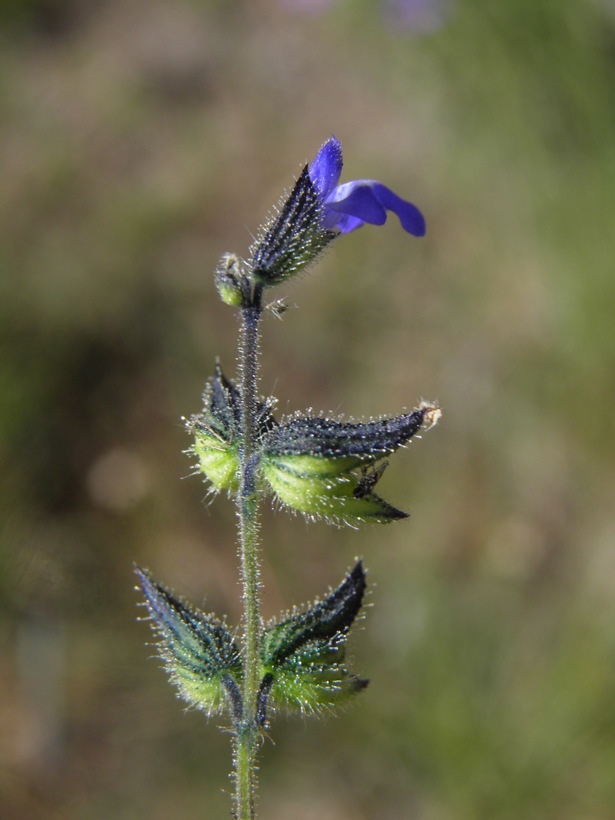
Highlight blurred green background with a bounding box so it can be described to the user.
[2,0,615,817]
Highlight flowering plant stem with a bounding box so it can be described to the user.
[134,137,438,820]
[235,289,264,818]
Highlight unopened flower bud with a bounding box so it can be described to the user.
[215,253,245,307]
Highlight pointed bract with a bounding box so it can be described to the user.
[187,362,277,493]
[261,460,407,524]
[263,409,428,460]
[135,566,242,717]
[259,405,439,524]
[259,562,369,717]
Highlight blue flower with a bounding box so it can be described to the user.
[309,136,426,236]
[248,136,425,288]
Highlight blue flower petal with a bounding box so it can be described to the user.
[370,182,426,236]
[329,213,366,233]
[326,179,426,236]
[326,181,387,227]
[308,136,343,200]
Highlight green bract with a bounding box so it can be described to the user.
[187,362,276,493]
[258,561,368,718]
[188,362,242,492]
[260,457,406,523]
[259,407,440,524]
[136,562,368,722]
[135,566,242,717]
[192,430,239,492]
[188,370,440,522]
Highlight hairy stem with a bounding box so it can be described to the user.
[234,290,263,819]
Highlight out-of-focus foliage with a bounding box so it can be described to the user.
[2,0,615,817]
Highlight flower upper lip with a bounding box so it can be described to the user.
[308,135,344,200]
[308,135,426,236]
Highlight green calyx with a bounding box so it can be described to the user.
[249,166,338,286]
[187,363,241,492]
[260,455,406,524]
[192,429,240,493]
[187,361,276,494]
[258,407,440,524]
[186,364,440,524]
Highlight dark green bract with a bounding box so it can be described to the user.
[135,566,242,716]
[259,561,369,717]
[136,562,368,721]
[187,363,439,523]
